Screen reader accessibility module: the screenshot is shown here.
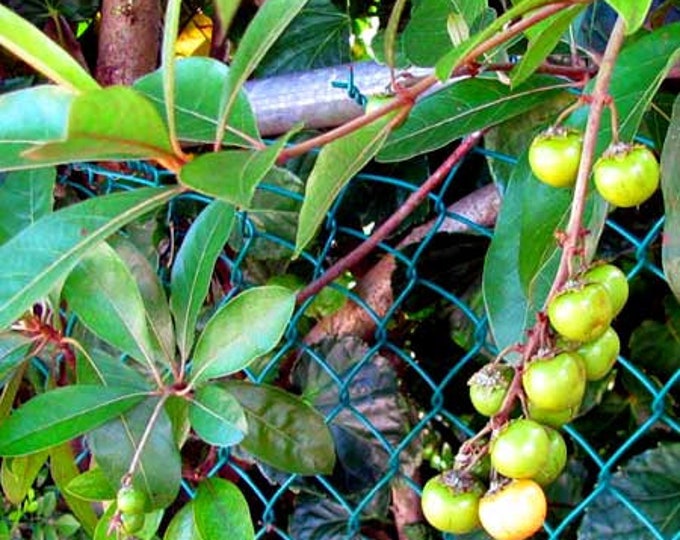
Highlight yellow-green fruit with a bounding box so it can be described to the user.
[528,129,583,187]
[548,283,613,342]
[421,471,484,534]
[583,263,629,316]
[593,145,660,208]
[577,327,620,381]
[533,428,567,486]
[527,401,576,428]
[522,352,586,411]
[121,512,145,534]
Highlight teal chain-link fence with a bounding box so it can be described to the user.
[62,141,679,539]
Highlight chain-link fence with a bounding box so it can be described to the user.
[63,142,679,539]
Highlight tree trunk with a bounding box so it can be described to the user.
[95,0,162,85]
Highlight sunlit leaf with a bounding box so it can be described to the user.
[605,0,653,34]
[194,478,254,540]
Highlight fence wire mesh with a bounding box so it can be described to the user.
[62,141,680,540]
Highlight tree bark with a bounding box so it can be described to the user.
[95,0,162,85]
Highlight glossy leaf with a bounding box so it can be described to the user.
[50,442,99,536]
[189,384,248,447]
[605,0,653,34]
[0,385,147,456]
[170,200,234,360]
[0,86,73,171]
[579,443,680,538]
[63,242,160,372]
[87,397,182,510]
[0,331,32,387]
[111,237,176,367]
[0,3,99,92]
[163,502,201,540]
[662,94,680,302]
[0,186,178,330]
[484,23,680,349]
[1,450,48,504]
[295,115,393,255]
[134,57,260,147]
[75,346,152,391]
[179,136,288,207]
[378,75,568,162]
[194,478,254,540]
[255,0,351,77]
[190,286,295,383]
[213,0,307,144]
[223,380,336,475]
[65,467,117,502]
[25,87,177,165]
[510,5,585,87]
[0,167,55,245]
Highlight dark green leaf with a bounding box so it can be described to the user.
[26,87,176,165]
[484,23,680,349]
[605,0,653,34]
[163,502,201,540]
[255,0,351,77]
[189,384,248,447]
[378,75,568,162]
[0,186,179,330]
[190,286,295,383]
[63,242,162,373]
[64,467,117,502]
[194,478,254,540]
[0,168,55,245]
[295,115,393,255]
[75,346,151,390]
[0,86,73,171]
[223,380,336,475]
[87,397,181,510]
[629,298,680,379]
[0,385,147,456]
[578,443,680,538]
[178,136,288,207]
[1,450,48,504]
[134,57,260,147]
[0,332,32,387]
[662,94,680,302]
[170,200,235,360]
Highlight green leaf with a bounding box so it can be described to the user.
[579,443,680,538]
[75,346,151,391]
[605,0,653,34]
[295,115,393,255]
[255,0,351,77]
[383,0,409,69]
[0,332,32,387]
[484,22,680,349]
[163,502,201,540]
[378,75,568,162]
[194,478,254,540]
[213,0,240,34]
[170,200,235,360]
[629,298,680,380]
[223,380,336,475]
[161,0,182,149]
[0,168,55,245]
[189,385,248,447]
[213,0,308,144]
[0,385,147,456]
[25,87,176,165]
[0,86,73,172]
[111,237,176,367]
[1,450,48,504]
[510,5,585,87]
[179,136,288,207]
[87,397,181,510]
[190,286,295,383]
[662,94,680,303]
[134,57,260,147]
[50,442,99,536]
[0,186,178,330]
[0,4,99,92]
[64,467,117,502]
[63,243,161,373]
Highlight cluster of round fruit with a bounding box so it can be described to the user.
[116,485,149,537]
[528,126,660,207]
[420,263,629,539]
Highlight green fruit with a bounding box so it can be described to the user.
[522,352,586,411]
[490,419,550,479]
[577,327,620,381]
[527,401,576,428]
[593,144,660,208]
[533,428,567,486]
[528,128,583,188]
[117,486,148,515]
[548,283,613,342]
[120,512,145,534]
[583,263,629,316]
[421,471,484,534]
[468,364,514,416]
